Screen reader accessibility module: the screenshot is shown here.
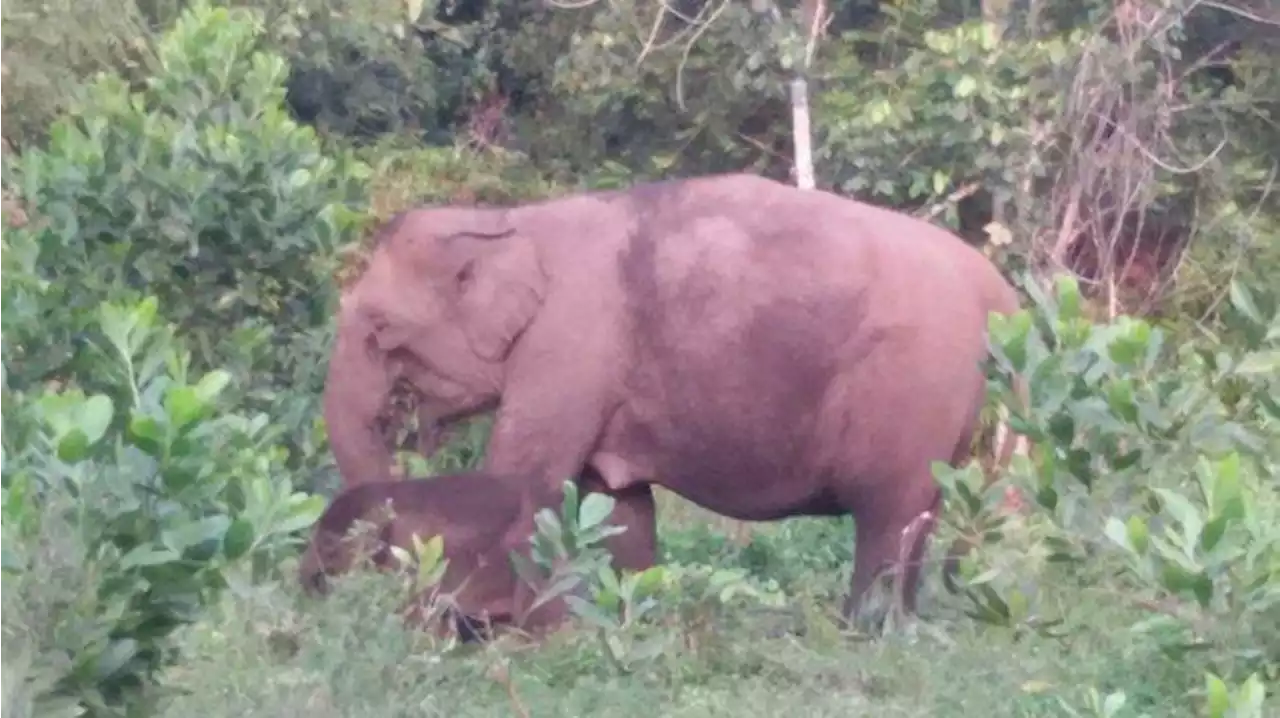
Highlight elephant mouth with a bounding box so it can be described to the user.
[413,398,497,457]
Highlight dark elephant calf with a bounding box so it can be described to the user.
[298,472,566,641]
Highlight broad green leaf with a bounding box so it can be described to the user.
[633,565,666,598]
[193,369,232,403]
[276,494,325,534]
[528,574,582,613]
[1203,673,1229,718]
[577,492,616,532]
[1153,488,1205,549]
[1125,515,1149,554]
[1051,274,1081,320]
[1047,412,1074,444]
[164,385,205,430]
[1227,279,1264,324]
[56,430,91,463]
[932,170,948,195]
[1234,350,1280,376]
[94,638,139,680]
[509,551,543,587]
[953,74,978,98]
[1104,517,1133,553]
[119,545,181,569]
[560,479,579,521]
[78,394,114,444]
[128,415,166,456]
[534,508,564,548]
[626,635,669,663]
[564,594,616,630]
[1199,515,1229,553]
[1,546,24,574]
[222,519,255,560]
[4,476,29,519]
[163,514,231,553]
[1235,673,1267,712]
[597,564,621,595]
[415,533,445,575]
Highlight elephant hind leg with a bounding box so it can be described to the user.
[842,481,942,627]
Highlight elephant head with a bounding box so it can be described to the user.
[322,207,548,484]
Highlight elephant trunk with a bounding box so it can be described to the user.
[323,307,396,485]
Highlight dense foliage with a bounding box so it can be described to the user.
[2,0,1276,716]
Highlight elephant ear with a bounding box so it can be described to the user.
[455,235,546,362]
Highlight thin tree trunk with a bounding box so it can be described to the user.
[790,0,826,190]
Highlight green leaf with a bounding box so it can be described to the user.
[528,574,582,613]
[564,594,617,630]
[626,635,669,663]
[1227,279,1264,324]
[953,75,977,98]
[1047,412,1074,445]
[1203,673,1229,718]
[128,415,166,456]
[633,565,666,598]
[559,480,579,528]
[578,492,616,532]
[1153,488,1204,542]
[193,369,232,403]
[1234,350,1280,376]
[415,534,445,576]
[1125,515,1149,554]
[1235,674,1267,713]
[931,170,948,195]
[164,385,205,430]
[1,546,25,574]
[163,515,231,553]
[1101,692,1127,717]
[277,494,325,534]
[222,519,255,560]
[56,430,92,463]
[1104,517,1133,553]
[1199,515,1229,553]
[94,638,138,680]
[119,545,181,569]
[78,395,114,444]
[509,551,543,587]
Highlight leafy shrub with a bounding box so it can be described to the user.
[935,273,1279,713]
[2,0,370,383]
[1,296,325,717]
[257,0,495,144]
[3,1,370,488]
[0,0,168,149]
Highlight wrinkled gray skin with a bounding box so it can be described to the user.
[322,173,1022,623]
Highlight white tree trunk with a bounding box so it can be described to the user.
[790,76,816,190]
[789,0,826,190]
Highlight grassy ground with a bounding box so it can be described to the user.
[144,490,1222,718]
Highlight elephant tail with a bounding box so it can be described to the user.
[942,374,1031,594]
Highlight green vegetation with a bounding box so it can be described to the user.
[2,1,1276,716]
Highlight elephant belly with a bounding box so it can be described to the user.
[601,401,847,522]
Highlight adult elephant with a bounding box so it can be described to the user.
[321,173,1023,623]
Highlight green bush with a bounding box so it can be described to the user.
[261,0,494,145]
[2,1,370,382]
[1,296,324,717]
[935,273,1279,715]
[3,1,370,488]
